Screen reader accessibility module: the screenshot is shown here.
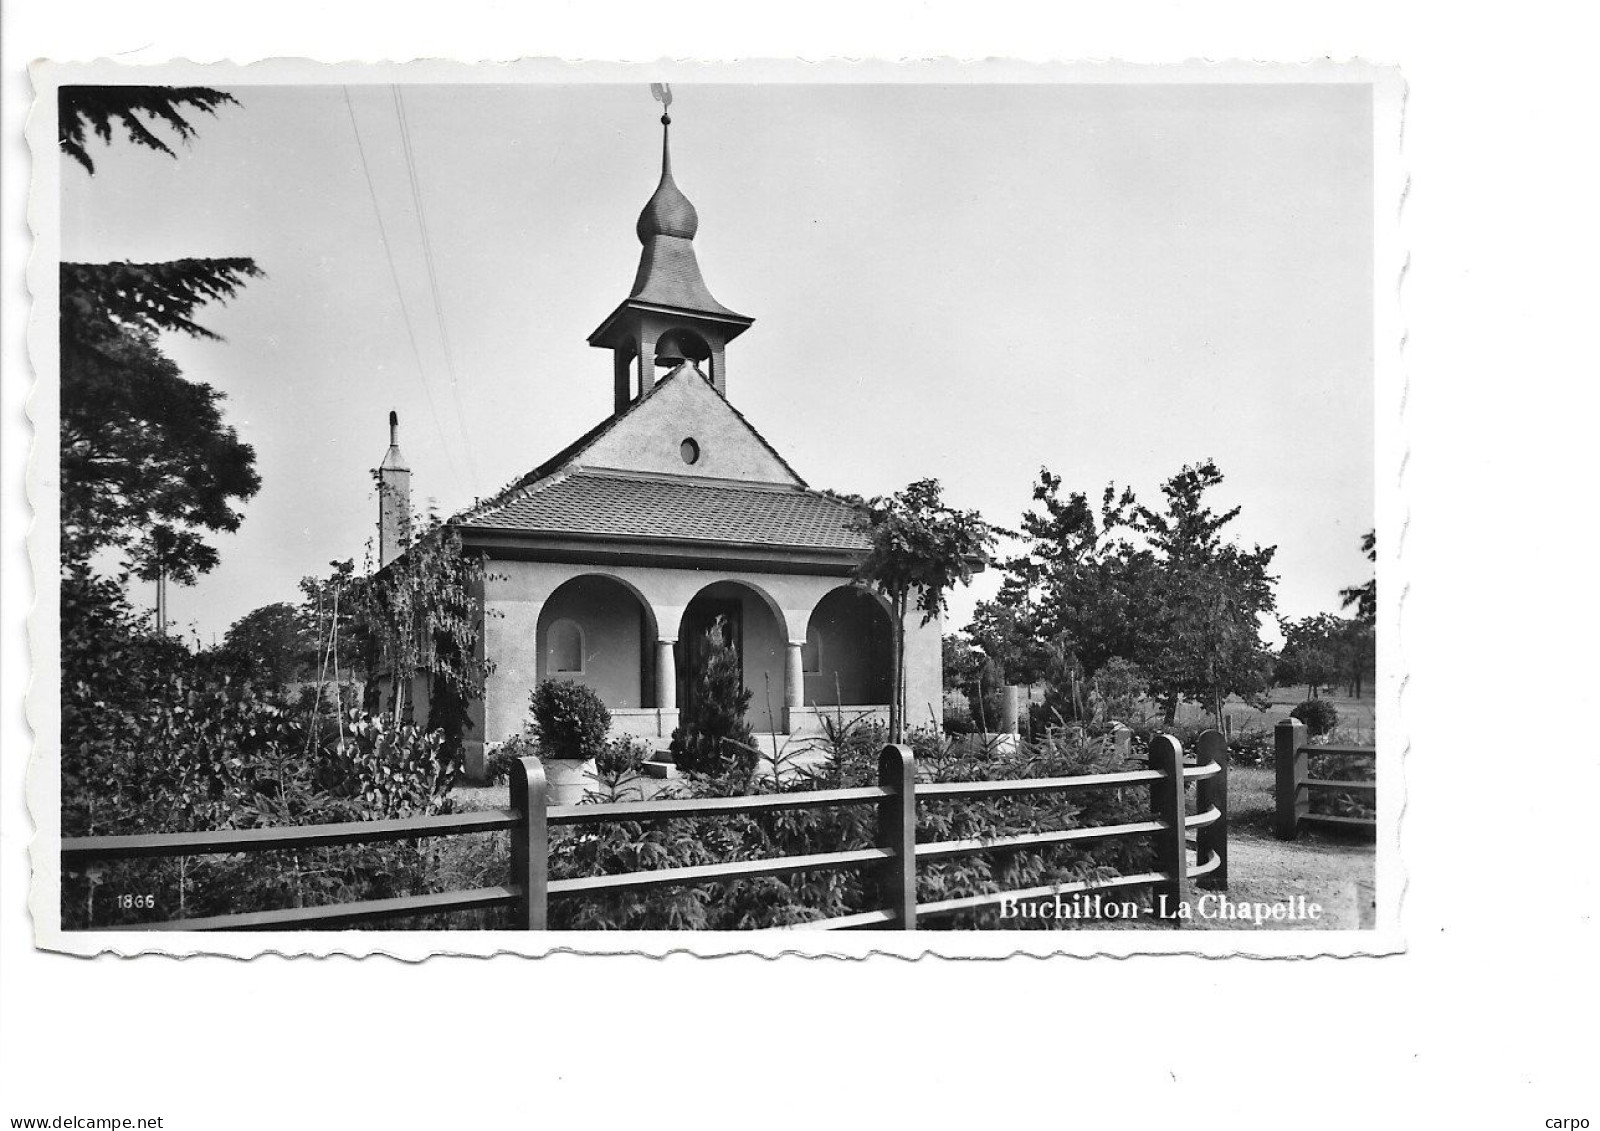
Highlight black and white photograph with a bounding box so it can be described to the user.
[5,6,1600,1130]
[28,62,1403,957]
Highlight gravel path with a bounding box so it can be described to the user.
[1188,829,1376,930]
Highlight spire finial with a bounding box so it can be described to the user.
[651,83,674,171]
[636,84,698,242]
[388,409,399,446]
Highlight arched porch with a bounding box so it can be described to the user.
[677,580,788,734]
[802,584,893,711]
[535,573,661,711]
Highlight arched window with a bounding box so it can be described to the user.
[548,618,585,674]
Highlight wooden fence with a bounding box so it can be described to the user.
[62,733,1229,932]
[1274,718,1377,839]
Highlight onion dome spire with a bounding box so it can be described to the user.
[637,111,700,241]
[588,85,754,409]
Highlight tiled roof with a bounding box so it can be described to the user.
[463,468,868,553]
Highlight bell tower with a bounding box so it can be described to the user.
[588,89,753,414]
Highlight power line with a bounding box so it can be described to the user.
[391,85,481,488]
[341,85,464,491]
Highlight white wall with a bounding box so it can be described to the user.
[580,365,800,483]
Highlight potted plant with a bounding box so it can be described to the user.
[529,680,611,805]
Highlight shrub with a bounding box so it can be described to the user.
[1307,751,1376,822]
[1090,658,1148,725]
[483,733,537,785]
[1290,698,1340,737]
[670,618,757,780]
[534,726,1158,930]
[61,690,453,928]
[590,736,651,801]
[1228,727,1273,768]
[529,680,611,761]
[942,701,977,735]
[59,565,464,929]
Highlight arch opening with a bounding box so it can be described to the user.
[536,575,660,711]
[677,580,786,733]
[804,585,893,708]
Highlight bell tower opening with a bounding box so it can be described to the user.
[654,327,712,370]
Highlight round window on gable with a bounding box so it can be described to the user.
[680,438,701,465]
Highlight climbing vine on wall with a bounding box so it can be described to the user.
[337,503,503,758]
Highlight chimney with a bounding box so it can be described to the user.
[378,410,411,566]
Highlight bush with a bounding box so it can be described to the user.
[529,680,611,761]
[534,726,1158,930]
[61,689,454,928]
[670,618,757,780]
[1290,698,1340,737]
[942,701,977,735]
[483,733,537,785]
[1090,658,1148,725]
[1228,727,1273,768]
[590,736,651,801]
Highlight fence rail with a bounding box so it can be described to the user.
[64,731,1230,932]
[1274,718,1377,839]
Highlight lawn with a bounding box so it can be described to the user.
[1174,689,1376,739]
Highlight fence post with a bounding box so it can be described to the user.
[1274,719,1308,840]
[510,756,549,930]
[1195,729,1228,891]
[1148,734,1187,924]
[878,744,917,930]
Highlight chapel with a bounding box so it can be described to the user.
[375,103,943,771]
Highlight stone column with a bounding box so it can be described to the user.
[784,642,805,734]
[655,640,677,710]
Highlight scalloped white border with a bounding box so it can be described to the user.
[26,56,1407,960]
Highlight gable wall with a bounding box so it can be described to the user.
[579,369,800,484]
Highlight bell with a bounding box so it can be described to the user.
[654,332,688,368]
[654,328,711,367]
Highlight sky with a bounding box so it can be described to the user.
[60,80,1374,647]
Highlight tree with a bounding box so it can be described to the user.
[58,84,259,592]
[60,258,264,580]
[850,479,998,742]
[941,632,1004,734]
[60,86,238,174]
[1277,614,1343,698]
[1335,617,1376,699]
[670,617,758,778]
[1129,461,1278,721]
[218,602,314,689]
[983,462,1277,725]
[973,469,1159,724]
[1340,529,1377,624]
[1276,613,1376,701]
[982,470,1166,685]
